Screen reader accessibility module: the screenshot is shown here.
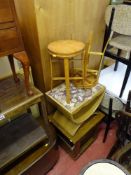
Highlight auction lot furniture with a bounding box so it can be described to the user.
[104,4,131,98]
[99,62,131,141]
[0,76,58,175]
[0,0,32,96]
[48,40,85,104]
[46,83,105,158]
[110,91,131,172]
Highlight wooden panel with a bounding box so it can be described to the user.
[0,0,14,23]
[14,0,46,93]
[0,27,21,55]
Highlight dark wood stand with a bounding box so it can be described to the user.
[0,76,58,175]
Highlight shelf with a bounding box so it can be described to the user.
[0,75,43,125]
[0,113,47,170]
[49,111,105,143]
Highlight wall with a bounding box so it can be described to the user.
[0,56,19,79]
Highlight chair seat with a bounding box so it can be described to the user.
[109,35,131,52]
[99,62,131,104]
[48,40,85,57]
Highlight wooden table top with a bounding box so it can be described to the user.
[0,75,43,124]
[48,40,85,57]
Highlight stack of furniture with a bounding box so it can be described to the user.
[46,83,105,159]
[46,38,107,159]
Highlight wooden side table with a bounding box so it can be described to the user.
[0,0,33,96]
[48,40,85,103]
[0,75,58,174]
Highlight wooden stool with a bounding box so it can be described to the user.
[48,40,85,103]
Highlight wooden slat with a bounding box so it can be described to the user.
[0,75,43,122]
[52,77,83,80]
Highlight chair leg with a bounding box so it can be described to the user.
[13,51,33,96]
[119,53,131,98]
[22,61,33,96]
[64,58,70,103]
[103,98,113,143]
[8,54,19,82]
[114,49,121,71]
[49,55,53,91]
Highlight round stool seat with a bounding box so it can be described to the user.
[80,159,130,175]
[48,40,85,57]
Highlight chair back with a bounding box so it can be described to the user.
[105,5,131,35]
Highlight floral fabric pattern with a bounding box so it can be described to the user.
[46,83,104,112]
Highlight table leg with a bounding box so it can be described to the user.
[8,54,19,83]
[64,58,70,103]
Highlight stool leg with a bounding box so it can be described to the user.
[8,54,19,83]
[64,58,70,103]
[82,50,86,88]
[103,98,113,142]
[50,55,53,91]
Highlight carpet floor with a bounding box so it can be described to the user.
[47,121,117,175]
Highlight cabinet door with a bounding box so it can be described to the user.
[0,0,14,23]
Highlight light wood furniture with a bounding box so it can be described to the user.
[46,83,105,123]
[49,111,105,159]
[46,83,106,158]
[0,0,32,96]
[0,76,58,174]
[72,33,109,89]
[48,40,85,103]
[14,0,109,111]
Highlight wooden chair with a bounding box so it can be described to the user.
[0,0,33,96]
[72,32,108,89]
[104,4,131,98]
[48,40,85,104]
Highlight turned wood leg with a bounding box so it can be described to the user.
[13,51,33,96]
[8,54,19,82]
[22,61,33,96]
[64,58,70,103]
